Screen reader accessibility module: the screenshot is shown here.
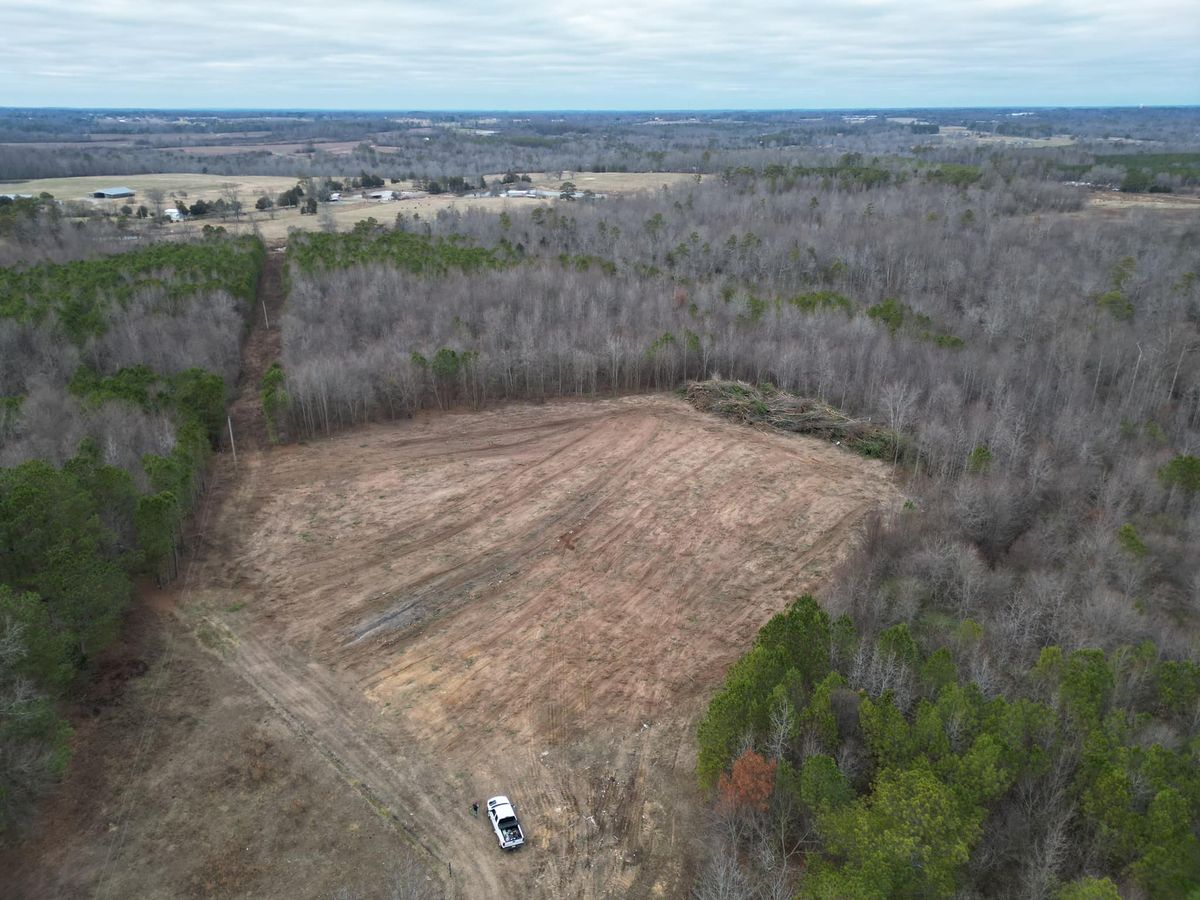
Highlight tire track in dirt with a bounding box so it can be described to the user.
[348,413,665,646]
[209,623,500,898]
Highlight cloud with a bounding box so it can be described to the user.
[0,0,1196,107]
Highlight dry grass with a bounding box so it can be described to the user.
[1,173,303,206]
[1088,192,1200,212]
[936,126,1076,148]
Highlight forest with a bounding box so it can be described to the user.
[0,235,263,829]
[2,104,1199,896]
[265,159,1200,895]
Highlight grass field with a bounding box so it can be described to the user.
[936,126,1076,147]
[0,173,304,205]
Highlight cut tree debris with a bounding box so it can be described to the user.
[683,380,899,459]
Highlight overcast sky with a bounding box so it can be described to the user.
[1,0,1196,109]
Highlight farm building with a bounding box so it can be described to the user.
[91,186,136,199]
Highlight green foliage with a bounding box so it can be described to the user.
[1159,454,1200,493]
[866,297,907,333]
[804,766,980,899]
[646,331,677,357]
[780,754,853,814]
[1129,789,1200,894]
[1094,256,1137,319]
[1154,659,1200,715]
[697,595,832,787]
[786,290,852,314]
[866,297,963,347]
[0,603,73,831]
[701,595,1200,896]
[1116,523,1148,558]
[1061,649,1114,726]
[556,252,617,275]
[1054,876,1122,900]
[0,458,133,663]
[0,586,74,691]
[1093,152,1200,184]
[967,445,992,474]
[0,233,254,834]
[859,692,915,769]
[924,164,984,189]
[921,648,957,694]
[723,160,894,193]
[0,235,263,342]
[286,229,514,276]
[70,365,227,445]
[876,622,920,668]
[260,362,288,444]
[798,671,846,750]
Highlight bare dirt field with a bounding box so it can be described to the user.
[156,394,896,898]
[1088,191,1200,213]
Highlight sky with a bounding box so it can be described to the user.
[1,0,1197,109]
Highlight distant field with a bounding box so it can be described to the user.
[936,126,1076,147]
[1088,192,1200,212]
[0,173,303,205]
[174,140,369,156]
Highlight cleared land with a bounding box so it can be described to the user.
[934,125,1077,147]
[0,568,424,900]
[166,395,895,897]
[1088,191,1200,212]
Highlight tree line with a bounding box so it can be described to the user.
[694,594,1200,897]
[0,235,263,832]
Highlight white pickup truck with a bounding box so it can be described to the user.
[486,795,525,850]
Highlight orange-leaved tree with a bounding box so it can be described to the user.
[718,749,777,813]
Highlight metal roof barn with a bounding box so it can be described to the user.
[91,187,136,199]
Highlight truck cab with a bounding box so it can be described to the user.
[486,795,525,850]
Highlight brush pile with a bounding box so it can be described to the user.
[683,380,897,459]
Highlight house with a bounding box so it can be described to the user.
[92,186,136,199]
